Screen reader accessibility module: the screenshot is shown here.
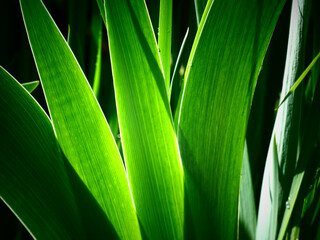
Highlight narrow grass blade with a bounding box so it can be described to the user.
[0,66,83,239]
[177,0,286,238]
[20,0,141,239]
[103,0,184,239]
[22,80,39,93]
[158,0,172,91]
[277,50,320,109]
[169,28,189,100]
[91,14,103,98]
[194,0,207,26]
[239,141,257,240]
[257,1,311,238]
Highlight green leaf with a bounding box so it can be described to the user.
[194,0,207,26]
[177,0,286,238]
[257,1,311,238]
[171,28,189,132]
[19,0,141,239]
[0,66,83,239]
[169,28,189,100]
[103,0,184,239]
[277,50,320,109]
[158,0,172,91]
[91,13,103,98]
[277,62,320,240]
[239,142,257,240]
[22,80,39,93]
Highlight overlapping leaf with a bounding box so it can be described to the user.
[0,66,83,239]
[103,0,184,239]
[20,0,140,238]
[257,0,311,238]
[158,0,172,91]
[178,0,286,238]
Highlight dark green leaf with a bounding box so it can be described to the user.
[0,66,83,239]
[178,0,286,238]
[22,80,39,93]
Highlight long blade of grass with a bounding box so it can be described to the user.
[194,0,207,27]
[0,66,83,239]
[169,28,189,100]
[158,0,172,91]
[277,50,320,109]
[91,14,103,98]
[177,0,286,238]
[19,0,141,239]
[103,0,184,238]
[21,80,39,93]
[256,1,311,238]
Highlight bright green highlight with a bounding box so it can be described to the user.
[20,0,140,238]
[103,0,184,238]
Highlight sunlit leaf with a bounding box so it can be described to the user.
[103,0,184,238]
[20,0,141,238]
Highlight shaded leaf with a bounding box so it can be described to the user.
[239,142,257,240]
[0,66,83,239]
[257,1,311,238]
[22,80,39,93]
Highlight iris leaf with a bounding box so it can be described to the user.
[20,0,141,238]
[178,0,286,238]
[103,0,184,238]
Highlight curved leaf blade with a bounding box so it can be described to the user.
[104,0,184,239]
[277,50,320,109]
[0,66,83,239]
[19,0,141,239]
[178,0,286,238]
[257,0,311,238]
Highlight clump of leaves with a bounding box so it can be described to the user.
[1,0,320,239]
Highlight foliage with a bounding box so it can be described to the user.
[0,0,320,239]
